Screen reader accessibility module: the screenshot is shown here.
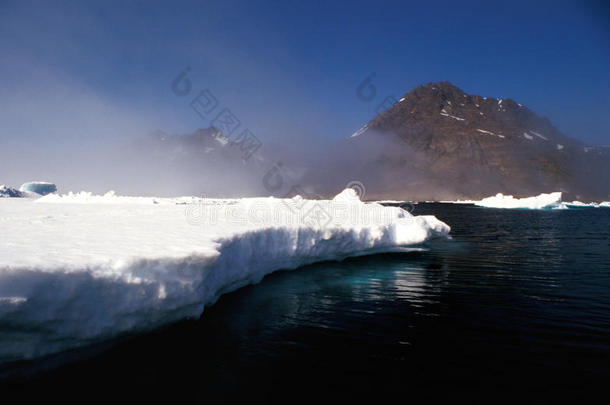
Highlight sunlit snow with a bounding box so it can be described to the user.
[0,189,450,363]
[474,192,563,209]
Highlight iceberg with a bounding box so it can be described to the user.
[543,200,610,209]
[565,201,603,208]
[473,192,563,209]
[19,181,57,196]
[0,188,450,363]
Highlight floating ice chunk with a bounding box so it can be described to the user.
[439,199,477,204]
[19,182,57,196]
[0,189,451,363]
[523,132,534,140]
[557,144,564,150]
[565,201,601,208]
[567,201,591,207]
[474,192,563,209]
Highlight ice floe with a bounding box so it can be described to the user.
[0,189,450,363]
[473,192,563,209]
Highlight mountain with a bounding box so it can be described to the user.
[0,185,25,198]
[137,83,608,201]
[122,127,270,197]
[344,81,610,201]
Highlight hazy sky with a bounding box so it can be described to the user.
[1,0,609,187]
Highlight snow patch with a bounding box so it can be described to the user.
[476,129,505,139]
[350,124,368,138]
[530,131,548,141]
[440,112,465,121]
[523,132,534,140]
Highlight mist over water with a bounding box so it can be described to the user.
[2,2,608,199]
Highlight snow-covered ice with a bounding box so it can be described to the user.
[0,188,450,363]
[566,201,610,209]
[439,199,477,204]
[473,192,563,209]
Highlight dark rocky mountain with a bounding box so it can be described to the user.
[343,81,610,201]
[137,83,608,201]
[0,185,24,198]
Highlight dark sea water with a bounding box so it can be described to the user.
[2,204,610,403]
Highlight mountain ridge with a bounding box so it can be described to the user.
[346,81,609,201]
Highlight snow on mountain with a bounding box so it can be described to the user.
[344,81,610,201]
[0,189,450,363]
[566,201,610,208]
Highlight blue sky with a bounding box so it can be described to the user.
[1,0,609,155]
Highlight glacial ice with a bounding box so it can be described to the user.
[19,181,57,196]
[473,192,563,209]
[0,189,450,363]
[566,201,610,209]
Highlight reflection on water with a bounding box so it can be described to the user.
[1,204,609,402]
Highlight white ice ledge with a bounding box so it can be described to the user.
[474,192,563,209]
[0,188,450,363]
